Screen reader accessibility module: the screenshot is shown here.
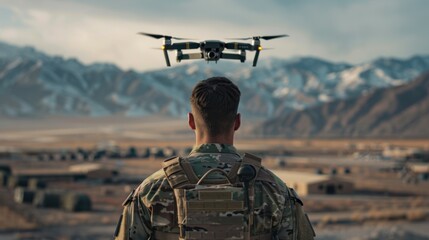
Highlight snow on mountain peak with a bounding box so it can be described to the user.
[1,40,429,118]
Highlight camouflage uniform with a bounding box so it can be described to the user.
[115,143,315,240]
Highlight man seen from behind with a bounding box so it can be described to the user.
[114,76,315,240]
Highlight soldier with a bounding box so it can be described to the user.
[114,77,315,240]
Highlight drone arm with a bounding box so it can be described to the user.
[221,53,245,61]
[225,42,253,50]
[170,42,200,50]
[179,53,204,60]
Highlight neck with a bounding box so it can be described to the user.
[195,131,234,146]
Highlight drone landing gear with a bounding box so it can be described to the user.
[163,49,171,67]
[252,49,260,67]
[240,50,246,63]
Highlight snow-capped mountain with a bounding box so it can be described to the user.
[257,72,429,138]
[1,41,428,118]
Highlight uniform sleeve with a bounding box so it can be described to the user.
[295,204,315,240]
[114,191,152,240]
[276,192,294,240]
[276,189,315,240]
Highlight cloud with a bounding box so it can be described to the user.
[0,0,428,71]
[0,0,290,71]
[0,2,167,70]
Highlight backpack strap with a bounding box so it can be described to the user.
[239,153,262,240]
[242,153,262,169]
[179,160,200,184]
[161,156,191,239]
[162,156,199,188]
[226,152,262,182]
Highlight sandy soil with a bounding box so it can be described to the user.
[1,116,429,239]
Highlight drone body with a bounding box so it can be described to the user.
[139,33,288,67]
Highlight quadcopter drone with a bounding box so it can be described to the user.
[138,32,288,67]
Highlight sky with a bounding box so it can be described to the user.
[0,0,428,72]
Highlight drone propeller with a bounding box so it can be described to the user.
[138,32,191,40]
[227,34,288,41]
[259,35,288,40]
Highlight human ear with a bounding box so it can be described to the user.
[234,113,241,131]
[188,112,196,130]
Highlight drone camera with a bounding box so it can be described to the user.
[207,51,217,59]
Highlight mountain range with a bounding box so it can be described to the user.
[258,72,429,138]
[1,40,429,137]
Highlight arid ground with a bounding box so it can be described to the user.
[1,116,429,240]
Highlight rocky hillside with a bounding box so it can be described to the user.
[258,72,429,138]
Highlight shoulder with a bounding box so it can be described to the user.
[135,169,172,204]
[141,169,166,187]
[257,167,289,192]
[258,167,305,206]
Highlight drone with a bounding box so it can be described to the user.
[138,32,288,67]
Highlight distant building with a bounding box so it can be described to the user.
[0,147,21,160]
[382,147,421,159]
[69,163,118,180]
[272,170,354,196]
[406,163,429,182]
[12,163,117,184]
[13,170,82,183]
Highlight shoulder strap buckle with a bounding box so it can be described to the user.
[162,156,200,189]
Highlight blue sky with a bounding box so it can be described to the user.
[0,0,428,71]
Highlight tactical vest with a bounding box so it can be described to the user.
[159,153,273,240]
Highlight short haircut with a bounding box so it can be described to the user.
[190,77,241,136]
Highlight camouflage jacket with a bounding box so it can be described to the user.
[114,143,315,240]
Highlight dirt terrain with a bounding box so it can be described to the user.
[1,116,429,239]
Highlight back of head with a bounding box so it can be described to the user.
[190,77,241,136]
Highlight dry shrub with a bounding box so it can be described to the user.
[406,210,427,222]
[351,212,366,223]
[410,197,425,208]
[367,210,406,221]
[317,215,336,228]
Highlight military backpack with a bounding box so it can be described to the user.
[161,153,277,240]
